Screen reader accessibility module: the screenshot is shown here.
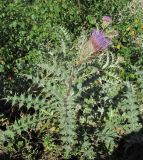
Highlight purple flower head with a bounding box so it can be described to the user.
[102,16,112,23]
[90,29,111,52]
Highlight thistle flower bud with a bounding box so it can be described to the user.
[102,16,112,24]
[77,29,112,66]
[90,29,111,52]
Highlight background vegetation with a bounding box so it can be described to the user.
[0,0,143,159]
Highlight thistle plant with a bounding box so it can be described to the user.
[0,24,142,160]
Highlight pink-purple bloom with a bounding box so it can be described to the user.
[90,29,111,52]
[102,16,112,23]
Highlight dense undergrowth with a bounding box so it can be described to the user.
[0,0,143,159]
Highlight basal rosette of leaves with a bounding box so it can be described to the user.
[0,27,142,159]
